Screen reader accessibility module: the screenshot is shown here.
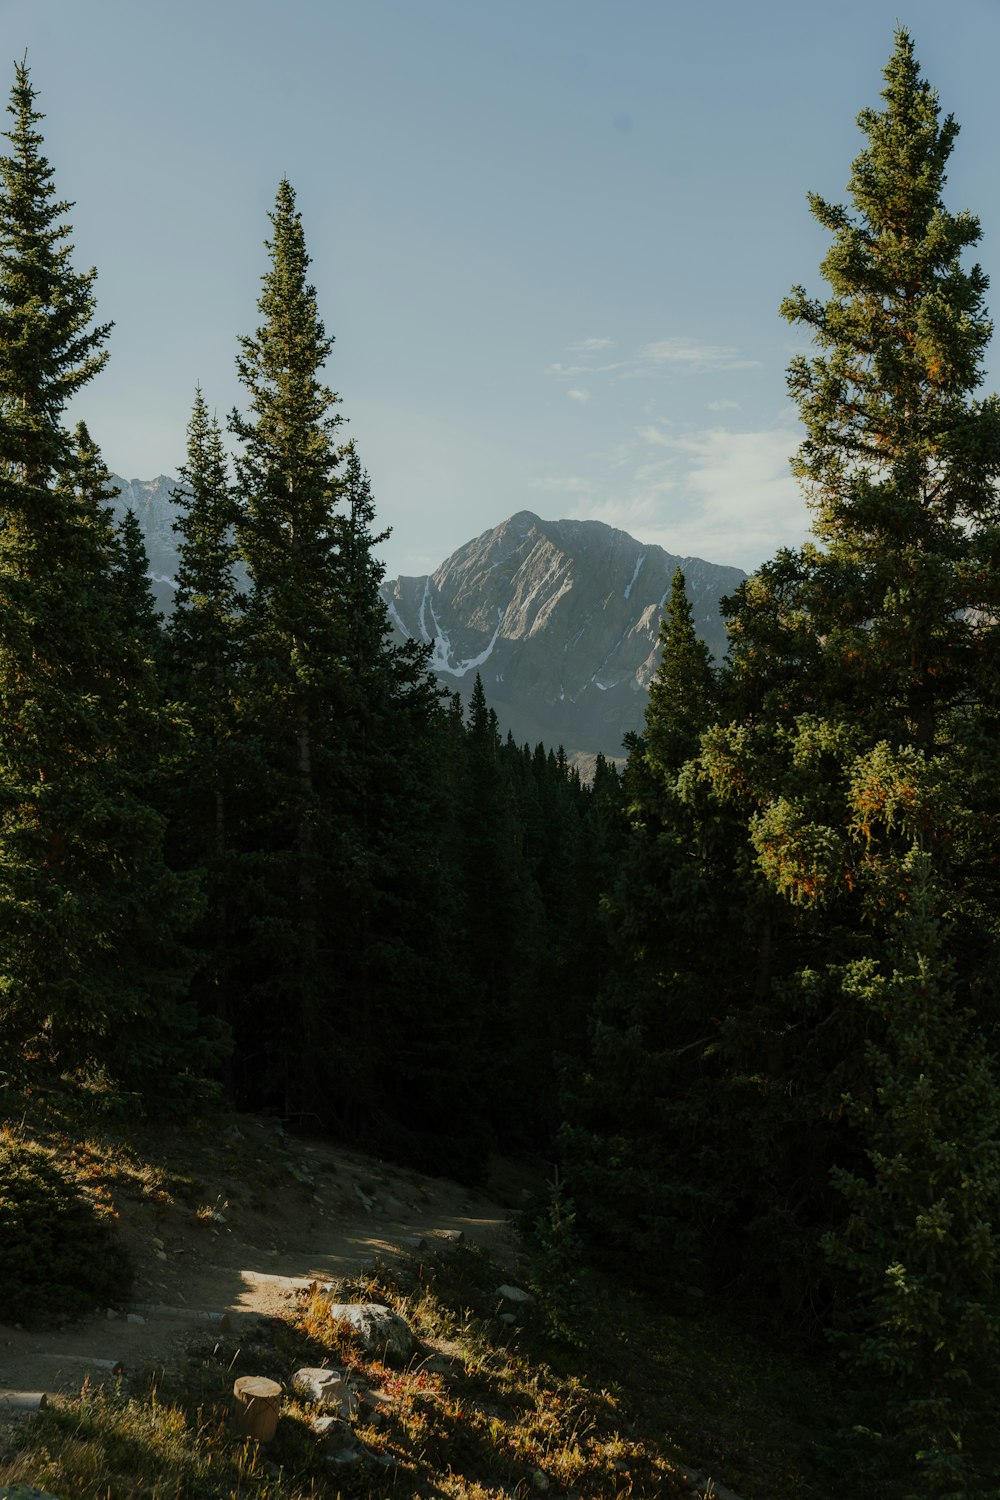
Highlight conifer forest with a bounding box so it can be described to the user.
[7,28,1000,1496]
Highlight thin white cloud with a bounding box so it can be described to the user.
[635,423,674,447]
[708,398,742,412]
[570,337,614,352]
[573,424,808,571]
[640,338,761,372]
[546,359,626,377]
[567,388,591,403]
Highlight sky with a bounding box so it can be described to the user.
[5,0,1000,578]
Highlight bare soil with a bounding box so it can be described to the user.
[0,1116,531,1404]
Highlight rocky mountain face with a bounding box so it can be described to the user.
[108,474,184,614]
[104,481,745,760]
[381,511,745,758]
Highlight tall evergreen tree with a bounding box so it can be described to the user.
[163,389,245,1068]
[0,68,199,1099]
[113,505,162,662]
[228,178,349,1112]
[566,34,1000,1409]
[643,567,716,781]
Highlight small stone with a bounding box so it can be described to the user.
[532,1469,550,1491]
[106,1307,120,1320]
[499,1312,516,1325]
[150,1236,164,1249]
[354,1184,374,1212]
[497,1284,534,1305]
[311,1414,355,1451]
[439,1228,464,1244]
[402,1235,427,1250]
[0,1487,65,1499]
[154,1250,167,1261]
[126,1313,146,1325]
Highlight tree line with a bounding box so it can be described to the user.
[4,30,1000,1494]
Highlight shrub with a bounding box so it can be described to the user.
[0,1130,133,1324]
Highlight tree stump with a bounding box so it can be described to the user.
[232,1376,281,1442]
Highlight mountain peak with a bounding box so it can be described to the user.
[382,513,744,757]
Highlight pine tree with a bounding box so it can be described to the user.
[730,26,1000,745]
[113,506,162,661]
[826,851,1000,1495]
[642,567,716,781]
[163,389,244,1070]
[228,179,349,1112]
[0,70,201,1100]
[565,35,1000,1362]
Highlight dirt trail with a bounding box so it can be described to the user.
[0,1119,527,1400]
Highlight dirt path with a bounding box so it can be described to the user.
[0,1119,527,1401]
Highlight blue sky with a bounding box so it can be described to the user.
[5,0,1000,576]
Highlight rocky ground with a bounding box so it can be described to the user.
[0,1115,528,1405]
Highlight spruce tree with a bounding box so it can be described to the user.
[228,179,349,1112]
[163,389,245,1068]
[113,506,162,661]
[566,33,1000,1376]
[0,64,201,1100]
[643,567,716,780]
[826,851,1000,1495]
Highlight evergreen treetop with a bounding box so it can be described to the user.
[0,62,110,480]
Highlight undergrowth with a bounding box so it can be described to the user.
[0,1126,133,1325]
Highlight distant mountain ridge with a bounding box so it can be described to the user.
[381,511,745,757]
[107,474,183,614]
[104,480,746,759]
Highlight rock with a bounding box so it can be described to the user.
[497,1284,534,1305]
[325,1301,416,1360]
[310,1414,355,1451]
[354,1184,374,1211]
[355,1389,392,1427]
[0,1487,63,1499]
[532,1470,550,1491]
[327,1447,363,1467]
[402,1235,427,1250]
[499,1312,517,1325]
[438,1228,464,1244]
[126,1313,146,1325]
[292,1367,357,1416]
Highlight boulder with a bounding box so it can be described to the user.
[325,1301,415,1360]
[292,1366,357,1416]
[497,1284,535,1305]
